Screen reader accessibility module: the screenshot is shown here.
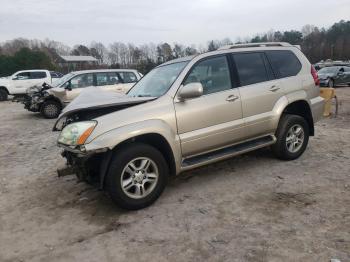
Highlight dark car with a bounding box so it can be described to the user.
[50,71,64,79]
[318,66,350,87]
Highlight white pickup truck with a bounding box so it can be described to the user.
[0,70,63,101]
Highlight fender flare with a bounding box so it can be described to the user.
[85,119,182,177]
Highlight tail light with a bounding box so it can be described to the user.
[311,66,320,86]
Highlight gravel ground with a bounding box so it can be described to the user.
[0,87,349,262]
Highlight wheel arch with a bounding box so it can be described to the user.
[281,100,314,136]
[99,132,178,190]
[40,95,63,110]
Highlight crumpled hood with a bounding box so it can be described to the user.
[53,87,156,131]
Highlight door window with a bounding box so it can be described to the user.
[118,72,138,83]
[233,53,269,86]
[96,72,121,86]
[14,72,30,80]
[69,74,94,89]
[265,50,301,78]
[183,56,232,95]
[30,71,47,79]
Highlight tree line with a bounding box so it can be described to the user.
[0,20,349,77]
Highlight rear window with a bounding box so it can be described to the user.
[266,50,301,78]
[233,52,269,86]
[30,71,47,79]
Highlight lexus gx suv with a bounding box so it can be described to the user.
[54,42,324,210]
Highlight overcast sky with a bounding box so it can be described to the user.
[0,0,349,47]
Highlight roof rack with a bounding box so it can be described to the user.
[218,42,292,50]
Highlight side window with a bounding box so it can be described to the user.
[96,72,121,86]
[70,74,94,89]
[119,72,138,83]
[96,73,109,86]
[30,71,47,79]
[183,56,232,95]
[233,53,269,86]
[14,72,30,80]
[266,50,302,78]
[107,72,121,84]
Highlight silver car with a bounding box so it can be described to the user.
[54,42,324,210]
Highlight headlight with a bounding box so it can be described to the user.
[58,121,97,146]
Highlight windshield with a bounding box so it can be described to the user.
[318,67,339,74]
[128,61,189,97]
[52,73,75,87]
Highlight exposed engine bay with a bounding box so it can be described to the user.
[53,87,156,131]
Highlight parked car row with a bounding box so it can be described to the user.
[24,69,142,118]
[0,70,63,101]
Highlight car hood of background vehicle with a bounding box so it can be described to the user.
[0,77,10,84]
[53,87,156,131]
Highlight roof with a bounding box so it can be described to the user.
[218,42,293,50]
[59,55,98,62]
[159,56,196,66]
[69,69,140,74]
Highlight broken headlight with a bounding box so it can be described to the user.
[58,121,97,146]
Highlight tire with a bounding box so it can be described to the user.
[105,143,169,210]
[40,100,61,119]
[271,114,309,160]
[328,79,334,88]
[0,89,8,101]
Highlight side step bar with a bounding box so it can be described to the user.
[181,135,276,171]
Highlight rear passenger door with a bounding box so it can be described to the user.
[95,72,123,92]
[232,52,283,138]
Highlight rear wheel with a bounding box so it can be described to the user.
[0,89,8,101]
[105,143,169,210]
[40,100,61,118]
[272,114,309,160]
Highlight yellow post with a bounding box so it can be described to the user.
[319,88,335,117]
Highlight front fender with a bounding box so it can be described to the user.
[84,119,182,172]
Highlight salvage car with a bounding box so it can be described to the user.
[0,70,62,101]
[54,42,324,210]
[318,66,350,87]
[24,69,142,118]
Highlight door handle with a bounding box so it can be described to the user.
[269,85,280,92]
[226,95,239,102]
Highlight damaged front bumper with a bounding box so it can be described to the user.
[23,95,45,112]
[57,143,112,189]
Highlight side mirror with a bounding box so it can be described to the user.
[64,82,72,91]
[178,82,203,101]
[12,76,18,80]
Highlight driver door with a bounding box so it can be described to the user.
[63,73,94,103]
[174,55,244,157]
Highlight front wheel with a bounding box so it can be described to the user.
[0,89,8,101]
[328,79,334,88]
[40,100,61,119]
[105,143,169,210]
[272,114,309,160]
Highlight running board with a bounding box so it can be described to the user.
[181,135,276,170]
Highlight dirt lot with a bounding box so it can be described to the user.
[0,87,349,262]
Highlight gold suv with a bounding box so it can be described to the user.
[54,42,324,210]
